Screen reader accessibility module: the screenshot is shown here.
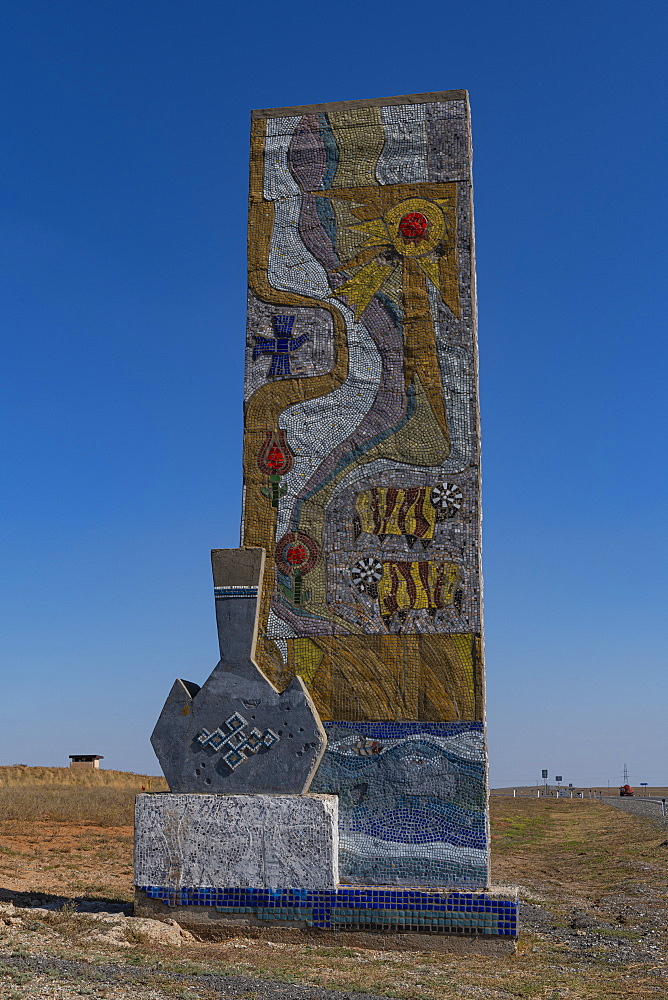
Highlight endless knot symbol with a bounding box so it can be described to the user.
[430,482,464,516]
[195,712,280,772]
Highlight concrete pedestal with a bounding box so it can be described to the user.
[134,793,519,953]
[134,793,339,889]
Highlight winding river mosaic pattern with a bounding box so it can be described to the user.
[244,92,487,886]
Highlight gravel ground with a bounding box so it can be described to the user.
[0,950,399,1000]
[601,796,668,827]
[519,895,668,970]
[0,902,413,1000]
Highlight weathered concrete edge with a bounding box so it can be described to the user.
[251,89,468,119]
[134,890,517,954]
[210,546,265,587]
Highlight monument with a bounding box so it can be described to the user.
[135,90,519,950]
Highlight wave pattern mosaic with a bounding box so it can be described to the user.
[244,91,487,887]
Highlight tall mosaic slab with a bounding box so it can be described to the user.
[135,91,519,950]
[243,90,487,889]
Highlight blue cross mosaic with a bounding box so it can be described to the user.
[195,712,280,772]
[252,315,309,378]
[138,885,519,937]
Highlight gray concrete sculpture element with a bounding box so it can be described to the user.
[151,547,327,793]
[134,793,339,889]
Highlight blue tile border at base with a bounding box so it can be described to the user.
[136,885,519,938]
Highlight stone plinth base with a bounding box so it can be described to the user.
[133,885,519,953]
[134,793,518,952]
[134,793,338,889]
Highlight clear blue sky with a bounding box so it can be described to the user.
[1,1,665,787]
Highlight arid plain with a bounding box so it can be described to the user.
[0,767,666,999]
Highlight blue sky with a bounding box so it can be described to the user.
[1,0,665,787]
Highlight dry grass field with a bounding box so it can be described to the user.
[0,768,666,999]
[0,767,166,829]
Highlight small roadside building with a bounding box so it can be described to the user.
[69,754,103,771]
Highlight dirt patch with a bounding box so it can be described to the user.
[0,821,134,903]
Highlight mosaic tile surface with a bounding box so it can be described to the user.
[244,94,482,716]
[134,793,338,889]
[311,721,486,886]
[138,885,518,937]
[243,91,487,887]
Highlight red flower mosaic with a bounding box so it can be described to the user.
[257,429,294,475]
[286,543,307,566]
[275,531,318,576]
